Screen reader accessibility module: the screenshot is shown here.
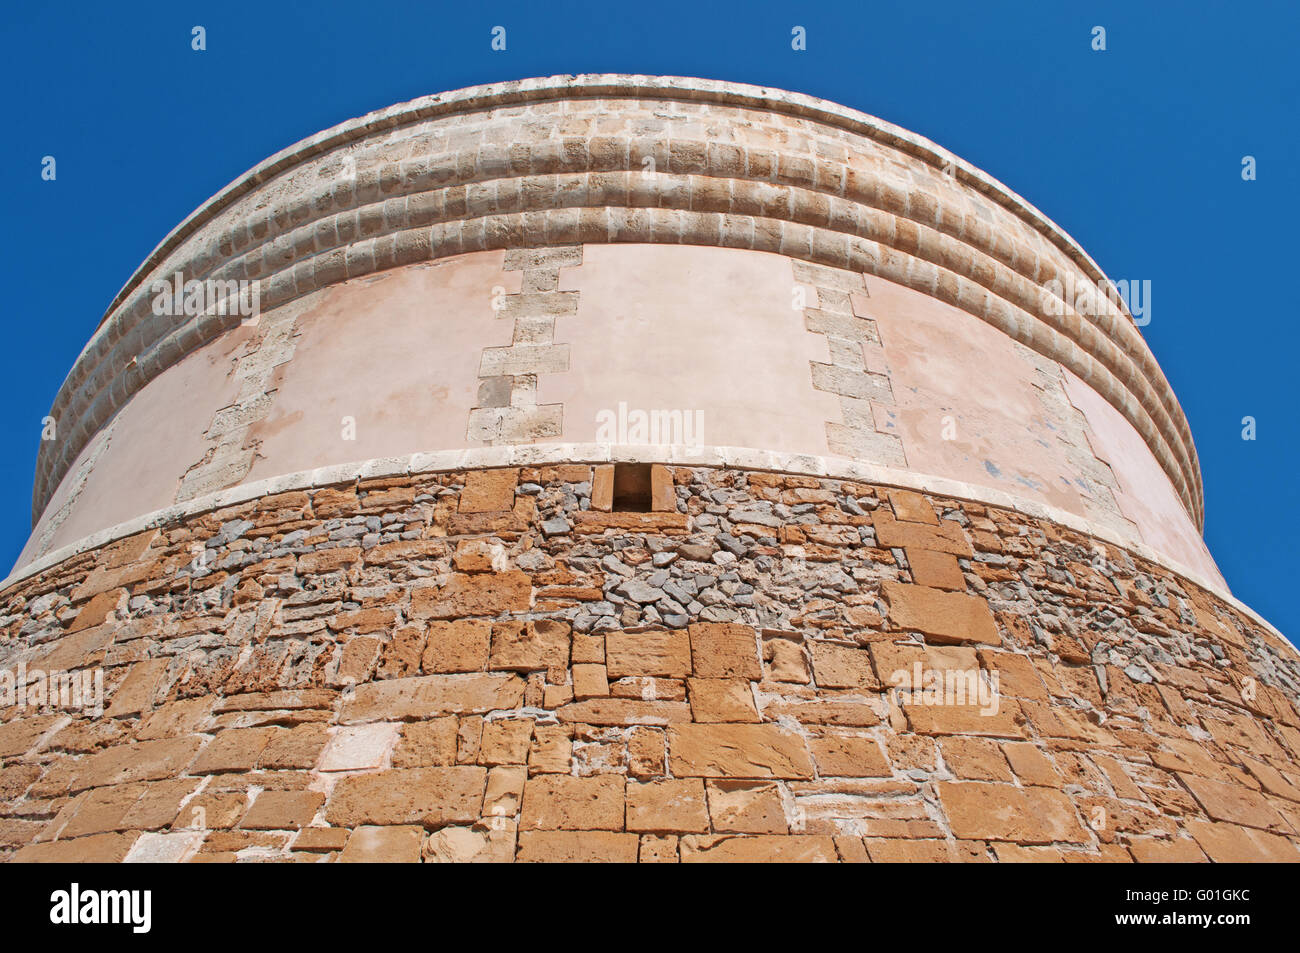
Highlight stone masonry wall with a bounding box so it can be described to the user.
[1,465,1297,863]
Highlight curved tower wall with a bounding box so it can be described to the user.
[1,77,1297,864]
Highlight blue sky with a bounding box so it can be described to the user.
[2,1,1296,641]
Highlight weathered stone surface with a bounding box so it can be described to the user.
[807,733,891,777]
[1177,773,1286,831]
[516,830,639,862]
[668,725,814,779]
[392,719,458,768]
[873,512,972,557]
[192,727,277,774]
[679,834,838,862]
[411,572,532,619]
[459,469,520,513]
[1184,820,1300,863]
[686,678,760,723]
[906,548,965,591]
[606,629,692,678]
[489,620,570,672]
[882,581,1000,645]
[809,641,878,689]
[340,673,525,722]
[689,623,761,679]
[13,831,140,863]
[0,715,63,758]
[423,620,492,673]
[318,723,399,772]
[520,775,625,831]
[105,659,170,718]
[479,718,534,765]
[339,825,423,862]
[422,823,515,863]
[938,782,1089,844]
[627,779,709,834]
[240,790,325,830]
[326,767,486,828]
[72,738,204,791]
[553,698,692,727]
[903,698,1026,739]
[705,780,787,833]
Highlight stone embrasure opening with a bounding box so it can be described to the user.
[0,464,1296,862]
[611,464,652,513]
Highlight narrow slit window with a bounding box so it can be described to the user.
[611,463,652,512]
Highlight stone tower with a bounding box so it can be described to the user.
[2,76,1297,863]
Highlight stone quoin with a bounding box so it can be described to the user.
[2,75,1297,863]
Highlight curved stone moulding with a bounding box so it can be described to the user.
[35,74,1203,530]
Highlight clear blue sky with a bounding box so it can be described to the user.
[2,1,1296,641]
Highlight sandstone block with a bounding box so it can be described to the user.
[318,723,399,772]
[668,724,814,779]
[423,620,492,672]
[489,619,570,672]
[888,489,938,524]
[554,698,692,726]
[338,825,423,862]
[572,663,610,700]
[606,629,692,678]
[807,733,891,778]
[689,623,761,679]
[882,580,999,645]
[906,548,964,590]
[191,727,278,774]
[411,572,532,619]
[326,766,486,828]
[240,790,325,830]
[626,779,709,834]
[938,781,1089,844]
[1178,773,1286,831]
[340,673,524,723]
[872,511,972,557]
[458,468,520,513]
[521,775,625,831]
[687,678,760,723]
[809,641,878,689]
[679,834,837,862]
[516,830,638,862]
[705,780,787,833]
[480,718,534,765]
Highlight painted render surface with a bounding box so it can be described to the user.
[21,244,1215,585]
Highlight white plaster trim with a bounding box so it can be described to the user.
[3,445,1289,652]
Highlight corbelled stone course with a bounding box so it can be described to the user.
[1,464,1296,862]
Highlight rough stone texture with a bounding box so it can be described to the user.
[176,307,302,503]
[468,250,579,445]
[800,260,906,468]
[1,464,1297,862]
